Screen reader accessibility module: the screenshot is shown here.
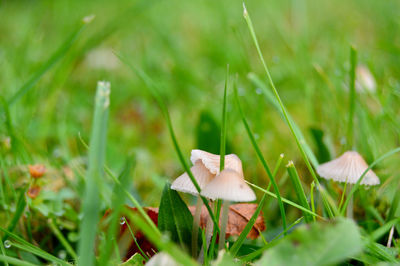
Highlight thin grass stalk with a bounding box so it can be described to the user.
[242,4,334,217]
[48,219,77,261]
[346,46,358,150]
[230,194,266,256]
[341,147,400,215]
[246,181,322,219]
[2,187,27,242]
[286,161,313,223]
[118,55,219,230]
[123,217,149,261]
[124,211,196,266]
[77,81,110,266]
[99,158,135,265]
[240,217,304,262]
[79,135,160,234]
[0,227,69,266]
[247,74,319,168]
[233,81,287,233]
[0,255,37,266]
[217,65,230,251]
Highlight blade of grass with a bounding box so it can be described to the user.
[6,18,91,106]
[48,219,77,261]
[123,217,149,261]
[77,81,111,266]
[230,193,266,256]
[286,161,313,223]
[78,131,158,234]
[233,80,287,233]
[124,209,196,266]
[346,46,358,150]
[341,147,400,215]
[0,255,38,266]
[220,64,229,171]
[99,158,135,265]
[247,74,319,168]
[246,181,322,219]
[2,187,27,242]
[242,4,334,217]
[370,217,400,242]
[0,227,70,266]
[230,154,284,256]
[211,64,229,254]
[117,54,219,232]
[240,217,304,262]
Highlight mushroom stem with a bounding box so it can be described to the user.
[387,225,395,248]
[218,200,230,250]
[198,202,214,263]
[192,196,203,257]
[346,185,354,219]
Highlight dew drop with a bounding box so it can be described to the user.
[4,240,11,249]
[255,88,262,95]
[120,217,125,225]
[58,250,67,259]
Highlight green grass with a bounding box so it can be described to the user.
[1,0,400,265]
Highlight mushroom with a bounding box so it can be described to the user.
[201,168,256,250]
[317,151,380,218]
[146,252,178,266]
[170,149,244,257]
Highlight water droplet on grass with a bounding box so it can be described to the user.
[4,240,11,248]
[58,250,67,259]
[120,217,125,225]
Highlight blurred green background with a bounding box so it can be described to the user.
[1,0,400,231]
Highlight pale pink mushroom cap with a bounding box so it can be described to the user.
[200,169,256,202]
[172,149,246,196]
[171,160,215,196]
[317,151,380,186]
[190,149,244,176]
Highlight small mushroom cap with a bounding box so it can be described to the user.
[200,169,256,202]
[317,151,380,186]
[146,252,178,266]
[171,160,214,196]
[190,149,244,176]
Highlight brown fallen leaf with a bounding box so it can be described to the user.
[103,203,265,260]
[188,203,265,240]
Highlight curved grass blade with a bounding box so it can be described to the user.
[341,147,400,215]
[346,46,358,150]
[124,210,196,266]
[7,18,91,106]
[0,227,70,266]
[78,81,111,266]
[48,219,77,261]
[2,187,27,242]
[78,130,159,234]
[0,255,38,266]
[209,64,230,256]
[286,161,313,223]
[247,74,319,168]
[246,181,322,219]
[123,217,149,261]
[230,194,266,256]
[233,81,287,233]
[242,4,334,217]
[117,53,219,232]
[240,217,304,262]
[99,158,135,265]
